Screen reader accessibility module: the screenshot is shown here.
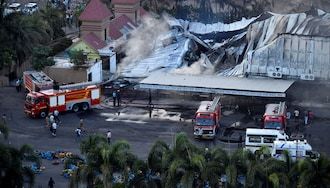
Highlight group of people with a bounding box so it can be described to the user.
[45,110,60,137]
[286,109,313,126]
[112,90,121,107]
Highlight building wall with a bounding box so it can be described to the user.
[80,19,110,41]
[69,41,101,61]
[248,34,330,80]
[87,61,103,82]
[114,3,140,23]
[43,66,87,85]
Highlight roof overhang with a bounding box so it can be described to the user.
[139,73,295,98]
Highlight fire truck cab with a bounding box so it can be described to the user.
[25,83,100,118]
[263,102,287,130]
[194,96,221,139]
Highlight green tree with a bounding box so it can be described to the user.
[70,135,135,188]
[38,5,65,39]
[69,50,87,65]
[297,154,330,188]
[0,144,40,187]
[32,45,55,70]
[162,132,205,188]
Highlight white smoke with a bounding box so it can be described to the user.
[172,53,214,75]
[119,15,170,71]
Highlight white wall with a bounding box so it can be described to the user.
[87,61,102,82]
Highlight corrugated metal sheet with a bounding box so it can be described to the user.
[247,34,330,80]
[139,73,294,98]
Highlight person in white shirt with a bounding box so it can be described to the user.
[54,110,60,123]
[51,122,57,136]
[106,130,112,144]
[75,127,82,137]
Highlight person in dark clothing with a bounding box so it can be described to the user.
[112,91,117,107]
[116,90,121,106]
[48,177,55,188]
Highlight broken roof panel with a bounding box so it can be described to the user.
[121,35,190,78]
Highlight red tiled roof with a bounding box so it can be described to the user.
[108,14,137,40]
[112,0,140,4]
[139,7,148,17]
[79,0,113,21]
[81,32,107,50]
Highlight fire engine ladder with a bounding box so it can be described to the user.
[208,96,221,112]
[59,81,101,90]
[278,102,286,115]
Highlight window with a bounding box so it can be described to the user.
[275,150,283,154]
[196,118,214,126]
[249,136,261,143]
[264,137,276,143]
[88,73,92,81]
[264,121,282,129]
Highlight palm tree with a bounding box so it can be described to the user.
[297,154,330,188]
[70,135,135,188]
[0,144,40,187]
[162,132,205,188]
[201,147,229,187]
[148,140,169,173]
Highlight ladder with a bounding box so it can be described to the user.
[208,96,221,112]
[59,81,101,90]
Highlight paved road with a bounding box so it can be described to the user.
[1,86,330,187]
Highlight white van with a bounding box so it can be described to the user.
[271,140,319,161]
[245,128,289,153]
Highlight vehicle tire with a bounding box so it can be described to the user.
[72,104,79,113]
[40,111,47,118]
[82,103,89,111]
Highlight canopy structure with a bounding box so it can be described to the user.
[139,73,295,98]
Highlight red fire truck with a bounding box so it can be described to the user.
[24,82,101,118]
[23,71,54,92]
[194,96,221,139]
[262,102,287,130]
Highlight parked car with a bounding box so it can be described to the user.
[4,3,22,15]
[23,3,38,14]
[102,79,136,96]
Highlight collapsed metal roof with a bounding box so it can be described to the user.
[139,73,294,98]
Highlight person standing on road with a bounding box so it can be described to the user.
[49,114,55,124]
[15,79,20,92]
[2,113,7,124]
[79,118,85,132]
[51,122,57,137]
[48,177,55,188]
[294,109,299,122]
[116,90,121,107]
[75,127,82,138]
[107,130,112,144]
[54,110,60,124]
[112,91,117,107]
[304,111,309,126]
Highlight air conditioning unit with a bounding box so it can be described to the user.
[268,71,283,78]
[300,74,315,81]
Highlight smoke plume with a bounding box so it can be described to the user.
[172,53,214,75]
[119,15,170,71]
